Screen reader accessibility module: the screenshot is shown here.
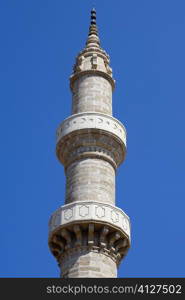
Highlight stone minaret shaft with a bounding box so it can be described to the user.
[48,9,131,278]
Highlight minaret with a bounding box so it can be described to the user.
[48,9,131,278]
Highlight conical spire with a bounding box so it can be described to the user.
[70,8,115,91]
[86,8,100,48]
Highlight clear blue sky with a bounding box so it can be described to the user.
[0,0,184,278]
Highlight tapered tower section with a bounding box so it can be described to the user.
[48,9,131,278]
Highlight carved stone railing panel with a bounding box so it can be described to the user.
[56,112,126,146]
[49,200,130,239]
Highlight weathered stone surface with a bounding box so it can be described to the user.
[72,75,112,115]
[65,159,115,205]
[61,251,117,278]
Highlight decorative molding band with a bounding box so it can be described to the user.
[77,46,110,63]
[56,131,126,169]
[65,145,118,170]
[49,200,130,240]
[56,112,126,146]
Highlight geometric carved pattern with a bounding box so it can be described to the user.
[95,206,105,218]
[111,210,119,223]
[122,216,129,232]
[79,205,89,217]
[64,209,73,220]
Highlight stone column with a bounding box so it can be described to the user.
[65,158,115,205]
[48,9,131,278]
[72,75,112,115]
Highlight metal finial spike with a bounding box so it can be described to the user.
[90,8,96,25]
[86,7,99,45]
